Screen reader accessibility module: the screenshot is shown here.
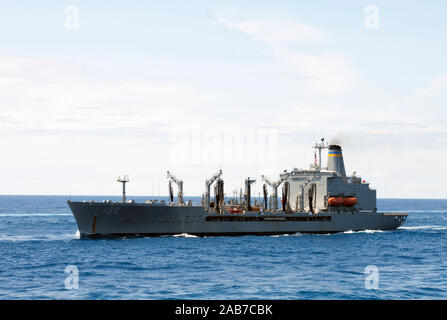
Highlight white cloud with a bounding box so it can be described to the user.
[216,18,326,44]
[215,16,354,94]
[284,52,355,94]
[411,73,447,99]
[0,56,218,134]
[1,51,446,197]
[0,56,80,84]
[381,72,447,127]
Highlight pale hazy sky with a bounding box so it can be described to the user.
[1,1,446,198]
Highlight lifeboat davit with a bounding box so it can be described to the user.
[328,197,344,206]
[343,197,358,206]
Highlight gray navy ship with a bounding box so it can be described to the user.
[68,139,407,237]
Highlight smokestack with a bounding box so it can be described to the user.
[327,145,346,176]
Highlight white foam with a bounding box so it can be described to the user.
[343,229,384,234]
[364,229,384,233]
[273,233,303,237]
[270,234,297,237]
[173,233,198,238]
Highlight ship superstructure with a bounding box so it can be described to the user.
[280,143,376,214]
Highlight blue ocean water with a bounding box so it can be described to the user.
[0,195,446,299]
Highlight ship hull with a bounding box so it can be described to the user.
[68,201,407,238]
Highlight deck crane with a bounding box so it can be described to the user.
[261,175,284,211]
[204,169,222,210]
[166,171,184,205]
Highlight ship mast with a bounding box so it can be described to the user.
[244,177,256,211]
[117,175,129,203]
[313,138,328,169]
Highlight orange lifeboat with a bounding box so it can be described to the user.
[343,197,357,206]
[328,197,344,206]
[228,207,242,214]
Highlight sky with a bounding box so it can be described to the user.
[0,1,446,198]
